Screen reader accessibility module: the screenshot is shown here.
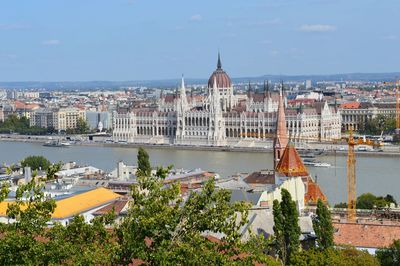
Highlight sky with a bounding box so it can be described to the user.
[0,0,399,81]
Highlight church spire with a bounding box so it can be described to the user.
[217,51,222,69]
[274,81,289,168]
[264,80,270,98]
[247,81,252,98]
[180,74,186,97]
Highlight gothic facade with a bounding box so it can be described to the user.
[113,55,341,146]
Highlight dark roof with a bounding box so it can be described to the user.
[92,200,128,216]
[230,190,262,205]
[244,171,275,185]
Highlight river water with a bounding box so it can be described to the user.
[0,141,399,204]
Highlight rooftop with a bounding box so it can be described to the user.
[334,222,400,248]
[0,187,121,219]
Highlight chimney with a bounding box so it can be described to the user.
[24,167,32,183]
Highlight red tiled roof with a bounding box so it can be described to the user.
[305,178,327,204]
[92,200,128,216]
[276,144,309,177]
[334,222,400,248]
[340,102,361,109]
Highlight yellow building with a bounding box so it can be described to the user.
[54,107,86,132]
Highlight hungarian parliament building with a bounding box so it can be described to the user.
[113,55,341,147]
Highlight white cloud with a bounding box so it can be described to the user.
[42,39,61,46]
[190,14,202,21]
[250,18,281,26]
[299,24,336,32]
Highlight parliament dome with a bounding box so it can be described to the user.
[207,53,232,88]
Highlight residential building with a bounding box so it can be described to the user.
[29,109,56,129]
[54,108,86,132]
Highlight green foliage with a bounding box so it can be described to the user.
[77,117,90,133]
[0,180,56,265]
[0,114,50,135]
[46,161,63,180]
[6,180,56,234]
[118,148,274,265]
[376,239,400,266]
[136,147,151,177]
[21,155,51,171]
[357,193,397,209]
[335,193,397,209]
[334,202,348,208]
[313,199,334,250]
[290,247,379,266]
[363,114,396,134]
[44,214,119,265]
[273,189,301,265]
[65,117,90,135]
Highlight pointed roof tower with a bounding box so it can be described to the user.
[247,81,252,99]
[217,51,222,69]
[276,143,309,177]
[274,84,289,166]
[208,52,232,88]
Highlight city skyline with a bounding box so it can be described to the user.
[1,0,399,81]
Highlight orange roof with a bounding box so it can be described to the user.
[275,144,309,177]
[305,178,327,204]
[0,187,121,219]
[339,102,361,109]
[334,222,400,248]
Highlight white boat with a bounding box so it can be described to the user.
[43,140,71,147]
[303,161,331,167]
[314,162,331,167]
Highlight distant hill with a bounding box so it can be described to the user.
[1,72,399,90]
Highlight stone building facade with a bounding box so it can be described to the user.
[113,55,341,146]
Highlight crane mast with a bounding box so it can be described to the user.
[347,129,356,222]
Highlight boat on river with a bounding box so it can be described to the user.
[43,140,71,147]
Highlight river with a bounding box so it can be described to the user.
[0,140,399,204]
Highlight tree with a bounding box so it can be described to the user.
[290,246,379,266]
[117,148,276,265]
[75,117,90,134]
[0,180,56,265]
[273,189,301,265]
[21,155,51,171]
[44,213,119,264]
[313,199,334,250]
[364,114,396,135]
[376,240,400,266]
[136,147,151,177]
[46,161,63,180]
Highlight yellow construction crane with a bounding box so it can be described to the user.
[383,80,400,134]
[347,129,356,222]
[239,130,378,222]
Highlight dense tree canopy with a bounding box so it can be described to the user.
[313,199,334,250]
[21,155,51,171]
[290,247,379,266]
[136,147,152,177]
[273,188,301,265]
[0,114,51,135]
[376,240,400,266]
[363,114,396,135]
[334,193,397,209]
